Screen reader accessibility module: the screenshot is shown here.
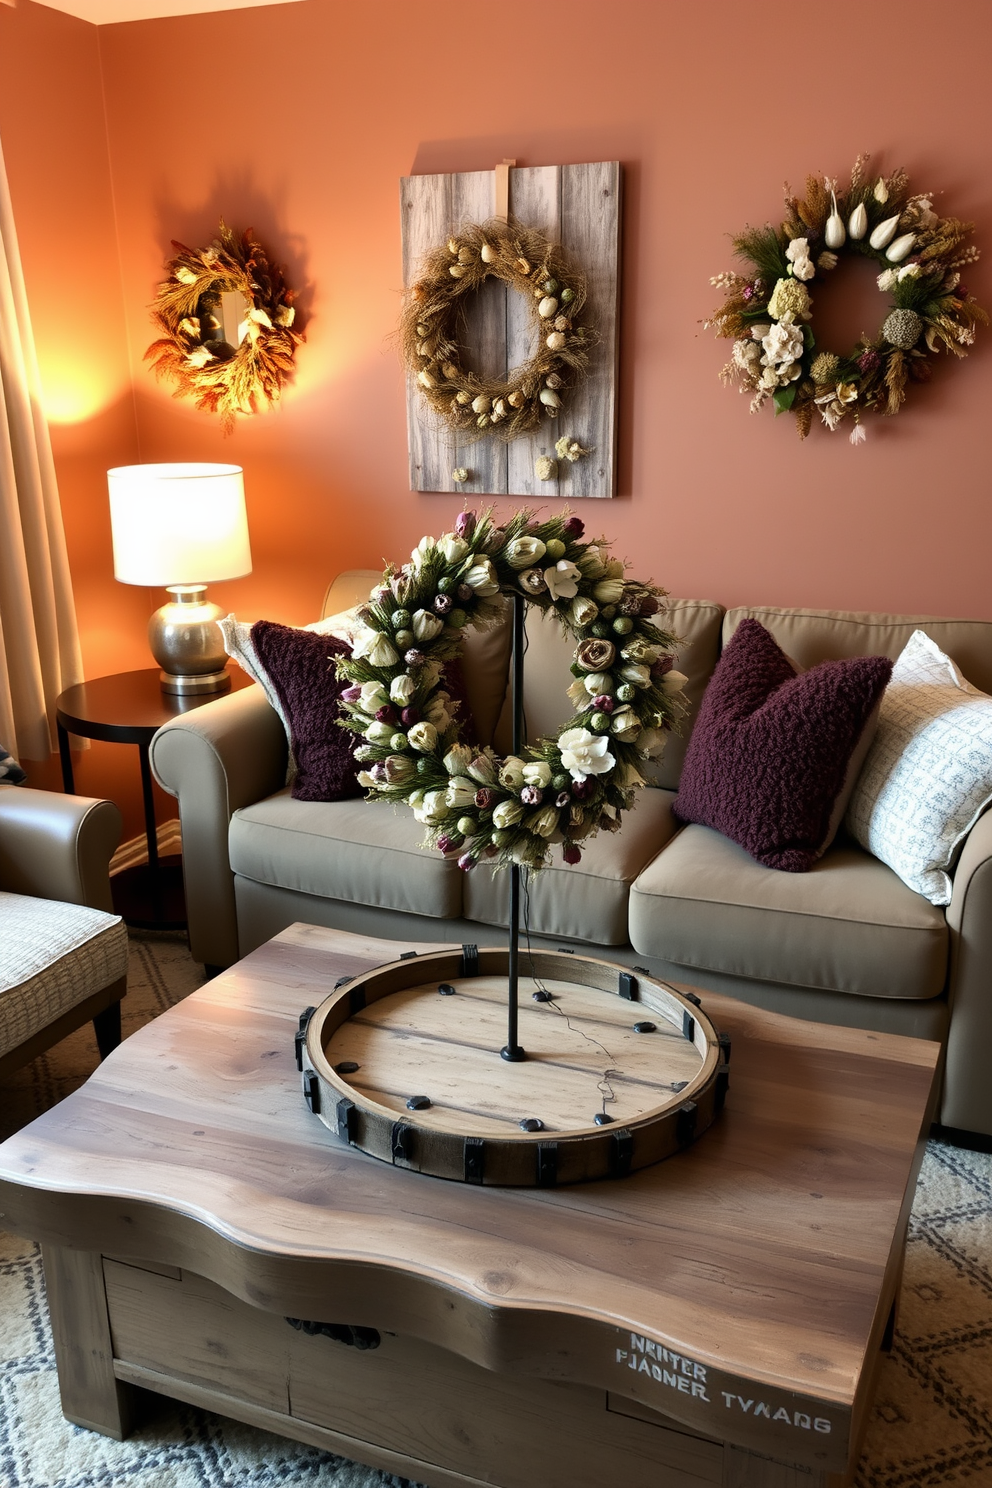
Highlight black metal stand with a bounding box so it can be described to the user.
[501,592,527,1063]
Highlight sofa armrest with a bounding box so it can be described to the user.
[0,785,121,912]
[941,809,992,1134]
[151,683,287,969]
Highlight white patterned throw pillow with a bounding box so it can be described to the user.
[845,630,992,904]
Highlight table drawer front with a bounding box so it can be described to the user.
[103,1259,722,1488]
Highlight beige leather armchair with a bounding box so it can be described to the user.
[0,786,129,1078]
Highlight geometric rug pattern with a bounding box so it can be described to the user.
[1,932,990,1487]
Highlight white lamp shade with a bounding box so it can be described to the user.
[108,463,252,586]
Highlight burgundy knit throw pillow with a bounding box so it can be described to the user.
[250,621,362,803]
[672,619,893,872]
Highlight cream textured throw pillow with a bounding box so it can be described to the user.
[845,629,992,904]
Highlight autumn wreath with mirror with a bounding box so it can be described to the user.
[146,220,302,433]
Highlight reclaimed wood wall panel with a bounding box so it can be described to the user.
[400,161,621,499]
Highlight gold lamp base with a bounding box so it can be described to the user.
[149,585,232,696]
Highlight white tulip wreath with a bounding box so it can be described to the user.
[337,510,687,872]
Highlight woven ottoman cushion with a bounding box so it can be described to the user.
[0,892,128,1055]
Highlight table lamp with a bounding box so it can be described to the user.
[108,462,252,695]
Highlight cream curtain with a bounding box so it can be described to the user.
[0,135,83,760]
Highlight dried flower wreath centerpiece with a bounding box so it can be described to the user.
[146,221,302,433]
[709,155,987,443]
[400,220,593,440]
[337,509,687,872]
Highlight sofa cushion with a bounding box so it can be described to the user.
[672,619,892,872]
[321,571,512,748]
[229,790,464,919]
[492,598,724,791]
[724,605,992,693]
[0,893,128,1054]
[845,629,992,905]
[463,788,681,945]
[628,824,947,1000]
[249,622,362,803]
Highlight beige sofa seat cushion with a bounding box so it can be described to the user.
[229,790,464,920]
[463,788,681,945]
[628,824,947,1000]
[0,893,128,1054]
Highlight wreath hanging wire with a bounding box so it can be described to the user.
[401,218,594,441]
[146,220,302,433]
[708,154,987,442]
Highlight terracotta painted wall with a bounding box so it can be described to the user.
[2,0,991,832]
[95,0,991,631]
[0,0,151,832]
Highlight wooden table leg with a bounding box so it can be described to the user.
[57,721,75,794]
[42,1245,136,1439]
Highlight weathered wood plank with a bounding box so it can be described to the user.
[400,163,620,499]
[560,160,622,500]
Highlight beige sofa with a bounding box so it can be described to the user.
[150,573,992,1138]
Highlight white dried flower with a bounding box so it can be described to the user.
[558,727,615,782]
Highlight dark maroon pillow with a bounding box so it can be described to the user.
[250,621,362,803]
[672,619,892,872]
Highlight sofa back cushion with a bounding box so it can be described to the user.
[724,605,992,689]
[321,570,512,748]
[492,597,724,791]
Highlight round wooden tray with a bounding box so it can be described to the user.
[301,947,730,1186]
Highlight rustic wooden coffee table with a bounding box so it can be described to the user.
[0,924,939,1488]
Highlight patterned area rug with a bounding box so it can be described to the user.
[1,932,990,1487]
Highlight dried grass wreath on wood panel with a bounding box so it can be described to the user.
[401,219,593,441]
[146,221,302,433]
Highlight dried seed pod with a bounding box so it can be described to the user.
[554,315,570,332]
[418,370,437,389]
[480,243,496,263]
[417,342,431,357]
[447,238,460,255]
[477,413,490,428]
[560,287,574,303]
[416,323,428,337]
[516,258,531,274]
[539,388,562,409]
[545,373,563,389]
[507,390,525,408]
[471,394,491,415]
[442,363,459,380]
[542,278,559,295]
[452,467,469,483]
[455,390,472,405]
[535,455,557,480]
[449,265,468,279]
[492,398,508,420]
[546,331,566,351]
[457,246,474,264]
[538,297,558,318]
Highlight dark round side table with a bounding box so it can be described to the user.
[56,667,252,931]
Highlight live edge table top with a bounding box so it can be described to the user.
[0,924,939,1478]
